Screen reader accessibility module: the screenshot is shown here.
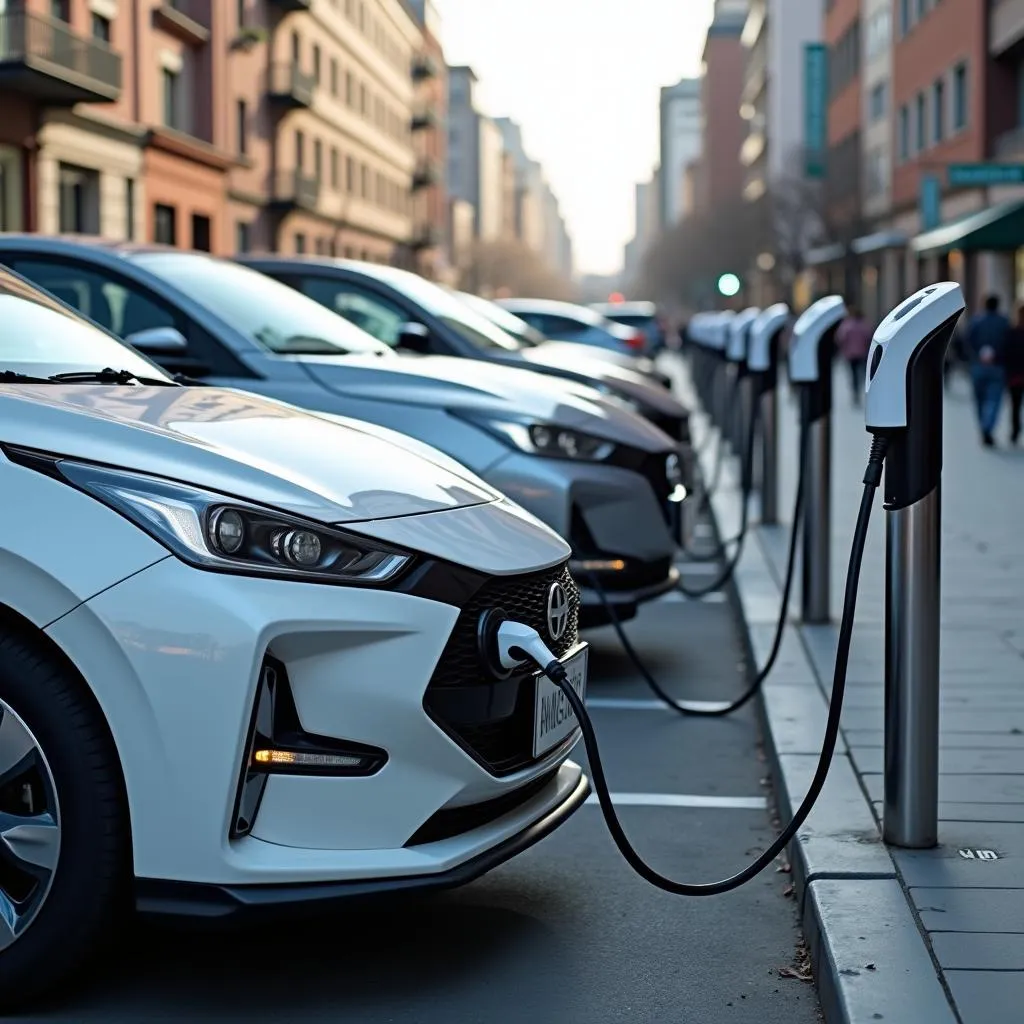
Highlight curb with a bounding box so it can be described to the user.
[690,418,958,1024]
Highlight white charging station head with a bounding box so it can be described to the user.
[726,307,760,362]
[690,312,714,348]
[788,295,846,383]
[748,303,790,373]
[864,282,966,430]
[711,311,734,351]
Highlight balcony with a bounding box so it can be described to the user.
[412,53,439,81]
[411,223,441,249]
[268,62,315,108]
[411,160,438,190]
[270,170,320,212]
[995,125,1024,159]
[268,0,313,10]
[991,0,1024,56]
[411,107,438,131]
[0,9,122,104]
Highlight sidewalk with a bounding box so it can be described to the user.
[685,363,1024,1024]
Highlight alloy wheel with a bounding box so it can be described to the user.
[0,700,60,951]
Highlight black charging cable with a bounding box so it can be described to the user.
[536,436,888,895]
[588,418,808,717]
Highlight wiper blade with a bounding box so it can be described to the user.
[0,370,54,384]
[48,368,179,387]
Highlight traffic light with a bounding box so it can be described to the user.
[717,273,741,298]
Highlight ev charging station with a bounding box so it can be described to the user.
[865,282,966,848]
[748,304,790,526]
[726,307,760,485]
[788,295,846,624]
[713,311,736,444]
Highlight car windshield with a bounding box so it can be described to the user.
[456,292,545,347]
[131,253,392,357]
[352,265,524,352]
[0,268,172,379]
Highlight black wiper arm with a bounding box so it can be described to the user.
[48,367,179,387]
[0,370,54,384]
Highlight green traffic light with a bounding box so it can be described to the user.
[717,273,741,297]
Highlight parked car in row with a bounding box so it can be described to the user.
[0,236,681,625]
[591,301,667,354]
[238,256,690,446]
[0,265,593,1005]
[498,298,653,359]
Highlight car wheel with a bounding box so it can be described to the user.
[0,630,128,1010]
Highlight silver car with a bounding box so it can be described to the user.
[0,237,681,625]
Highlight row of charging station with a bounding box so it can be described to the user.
[682,285,966,850]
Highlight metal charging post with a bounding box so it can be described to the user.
[788,296,846,624]
[727,308,760,489]
[864,282,965,848]
[748,304,790,525]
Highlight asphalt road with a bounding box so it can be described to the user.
[18,521,821,1022]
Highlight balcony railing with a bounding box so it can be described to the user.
[268,0,313,11]
[412,53,439,80]
[995,126,1024,159]
[0,9,122,104]
[270,170,320,212]
[411,160,438,190]
[268,62,316,108]
[411,224,440,249]
[411,107,438,131]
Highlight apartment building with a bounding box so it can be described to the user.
[658,77,701,228]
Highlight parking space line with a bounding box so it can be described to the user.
[675,561,722,575]
[584,793,767,810]
[656,590,726,604]
[587,697,731,712]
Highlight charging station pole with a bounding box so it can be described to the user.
[865,282,965,848]
[748,305,789,526]
[788,296,846,624]
[728,308,760,491]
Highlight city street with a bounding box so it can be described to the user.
[17,552,819,1024]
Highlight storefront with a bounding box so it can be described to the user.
[849,231,907,326]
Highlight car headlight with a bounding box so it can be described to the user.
[461,415,615,461]
[54,460,412,584]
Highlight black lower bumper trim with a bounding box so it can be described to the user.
[134,772,590,920]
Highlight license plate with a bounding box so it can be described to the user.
[532,645,588,758]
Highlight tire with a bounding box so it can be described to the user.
[0,629,128,1011]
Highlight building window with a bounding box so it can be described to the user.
[359,84,367,115]
[933,77,946,144]
[162,68,181,130]
[191,214,211,252]
[125,179,135,240]
[237,0,246,27]
[91,13,111,43]
[898,104,909,162]
[58,164,100,235]
[331,147,339,189]
[346,156,354,192]
[915,90,927,152]
[869,82,887,122]
[51,1,70,22]
[899,0,910,35]
[360,164,368,197]
[154,204,177,245]
[295,129,304,169]
[294,232,306,254]
[236,100,247,156]
[313,44,321,84]
[953,62,968,132]
[0,162,8,232]
[330,58,338,96]
[314,139,323,183]
[236,221,251,254]
[916,0,927,19]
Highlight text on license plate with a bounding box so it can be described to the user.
[533,646,588,758]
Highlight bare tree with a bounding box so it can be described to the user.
[460,239,576,300]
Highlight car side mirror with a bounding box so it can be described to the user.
[397,322,431,354]
[125,326,188,354]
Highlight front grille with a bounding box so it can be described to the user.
[424,564,580,776]
[636,452,672,517]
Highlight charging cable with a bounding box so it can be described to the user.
[496,436,887,895]
[590,418,808,717]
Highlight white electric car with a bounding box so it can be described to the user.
[0,268,590,1005]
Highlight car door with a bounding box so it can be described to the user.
[9,256,259,384]
[283,274,451,356]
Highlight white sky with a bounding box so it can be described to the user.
[432,0,714,277]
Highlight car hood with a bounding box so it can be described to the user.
[297,354,675,452]
[0,384,502,524]
[518,347,689,419]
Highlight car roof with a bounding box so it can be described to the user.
[592,302,657,317]
[498,298,598,319]
[0,233,179,258]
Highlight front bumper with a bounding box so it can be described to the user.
[46,556,587,888]
[135,765,590,918]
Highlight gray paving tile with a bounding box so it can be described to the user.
[930,932,1024,970]
[894,822,1024,887]
[845,709,1024,733]
[946,970,1024,1024]
[873,802,1024,824]
[849,730,1024,750]
[851,746,1024,775]
[762,683,845,756]
[917,888,1024,937]
[863,774,1024,804]
[804,879,957,1024]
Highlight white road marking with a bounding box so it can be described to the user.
[655,589,727,604]
[584,793,767,810]
[587,697,732,713]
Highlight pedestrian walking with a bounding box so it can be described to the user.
[1006,304,1024,445]
[966,294,1010,447]
[834,305,873,407]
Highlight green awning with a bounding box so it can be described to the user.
[911,198,1024,255]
